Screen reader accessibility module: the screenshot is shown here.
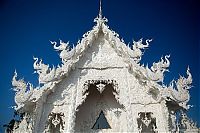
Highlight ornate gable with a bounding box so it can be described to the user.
[9,1,199,133]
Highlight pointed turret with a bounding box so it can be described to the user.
[94,0,108,26]
[99,0,103,19]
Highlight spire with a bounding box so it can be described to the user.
[99,0,102,19]
[94,0,108,25]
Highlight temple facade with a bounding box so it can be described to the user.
[6,2,199,133]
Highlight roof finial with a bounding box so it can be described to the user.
[99,0,102,19]
[94,0,108,24]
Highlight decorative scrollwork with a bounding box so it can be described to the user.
[145,55,170,83]
[161,67,192,109]
[96,82,106,93]
[12,71,34,110]
[33,57,56,84]
[83,79,119,94]
[44,112,65,133]
[127,38,152,63]
[51,40,76,63]
[137,112,157,133]
[178,111,198,132]
[76,79,120,110]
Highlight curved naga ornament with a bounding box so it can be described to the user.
[33,57,56,84]
[178,111,198,131]
[128,38,152,63]
[145,55,170,83]
[12,71,34,110]
[161,67,192,109]
[51,40,76,63]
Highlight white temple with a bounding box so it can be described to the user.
[6,1,199,133]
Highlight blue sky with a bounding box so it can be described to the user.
[0,0,199,131]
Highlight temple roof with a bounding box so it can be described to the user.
[11,1,193,113]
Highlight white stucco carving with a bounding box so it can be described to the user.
[8,1,199,133]
[33,57,56,84]
[145,55,170,83]
[161,67,192,109]
[51,40,76,63]
[178,111,199,132]
[127,38,152,63]
[12,71,34,110]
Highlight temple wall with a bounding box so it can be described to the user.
[35,37,170,132]
[36,66,170,132]
[131,103,169,132]
[36,67,81,132]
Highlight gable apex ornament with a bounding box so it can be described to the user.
[94,0,108,27]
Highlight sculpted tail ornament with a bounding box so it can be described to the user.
[33,57,56,84]
[12,71,34,110]
[128,38,152,63]
[145,55,170,83]
[161,67,193,109]
[176,67,192,90]
[50,40,76,63]
[177,111,199,132]
[151,55,170,72]
[12,70,27,91]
